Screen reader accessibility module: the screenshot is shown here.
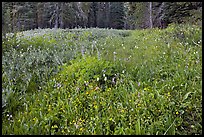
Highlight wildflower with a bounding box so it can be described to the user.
[94,105,98,109]
[104,77,107,81]
[176,111,179,115]
[74,123,79,129]
[33,117,37,121]
[168,92,170,95]
[96,77,99,81]
[168,92,171,97]
[80,128,83,131]
[144,88,148,91]
[112,77,116,85]
[107,88,111,92]
[138,82,140,87]
[86,91,89,95]
[84,81,89,86]
[52,125,58,128]
[95,87,99,91]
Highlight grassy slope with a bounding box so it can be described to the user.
[2,24,202,135]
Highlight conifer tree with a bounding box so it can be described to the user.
[110,2,125,29]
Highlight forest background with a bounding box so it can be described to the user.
[2,2,202,33]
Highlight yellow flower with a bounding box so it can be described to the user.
[18,119,21,122]
[52,125,58,128]
[94,105,98,109]
[80,128,83,131]
[176,111,179,115]
[86,91,89,95]
[107,88,111,91]
[168,92,171,96]
[144,87,148,91]
[33,117,37,121]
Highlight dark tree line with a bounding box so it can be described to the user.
[2,2,202,33]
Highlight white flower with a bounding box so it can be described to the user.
[104,77,107,81]
[97,77,99,81]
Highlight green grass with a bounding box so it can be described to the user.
[2,24,202,135]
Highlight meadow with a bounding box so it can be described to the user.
[2,24,202,135]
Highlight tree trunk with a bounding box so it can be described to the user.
[149,2,153,28]
[105,2,110,28]
[54,3,59,28]
[59,3,64,29]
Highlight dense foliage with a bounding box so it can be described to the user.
[2,2,202,32]
[2,24,202,135]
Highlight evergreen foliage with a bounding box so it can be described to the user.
[2,2,202,32]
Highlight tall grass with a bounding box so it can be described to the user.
[2,24,202,135]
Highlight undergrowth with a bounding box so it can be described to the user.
[2,24,202,135]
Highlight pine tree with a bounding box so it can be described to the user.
[36,2,44,28]
[110,2,125,29]
[88,2,98,28]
